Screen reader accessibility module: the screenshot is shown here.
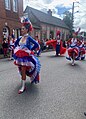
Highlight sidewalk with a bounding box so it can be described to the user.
[0,54,9,59]
[0,54,4,59]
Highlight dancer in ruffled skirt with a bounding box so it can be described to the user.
[66,28,81,65]
[46,30,66,56]
[13,17,41,94]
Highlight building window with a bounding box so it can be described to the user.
[5,0,11,10]
[13,0,18,12]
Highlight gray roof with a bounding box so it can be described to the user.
[25,6,69,30]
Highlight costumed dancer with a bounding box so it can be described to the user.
[13,17,41,94]
[78,33,85,60]
[46,30,66,56]
[55,30,66,56]
[66,28,82,65]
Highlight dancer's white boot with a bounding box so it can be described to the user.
[18,80,26,94]
[72,60,74,66]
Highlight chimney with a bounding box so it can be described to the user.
[47,9,52,16]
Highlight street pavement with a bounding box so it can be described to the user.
[0,51,86,119]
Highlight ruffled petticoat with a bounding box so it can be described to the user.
[66,46,79,60]
[13,46,41,84]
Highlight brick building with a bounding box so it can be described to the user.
[24,6,70,41]
[0,0,23,42]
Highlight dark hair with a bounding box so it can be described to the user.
[24,23,31,32]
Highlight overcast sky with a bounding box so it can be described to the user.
[23,0,86,32]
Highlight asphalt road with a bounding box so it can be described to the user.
[0,51,86,119]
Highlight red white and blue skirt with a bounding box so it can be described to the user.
[79,46,85,54]
[66,45,79,60]
[13,46,41,84]
[68,46,79,57]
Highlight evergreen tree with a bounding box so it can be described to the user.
[63,11,73,37]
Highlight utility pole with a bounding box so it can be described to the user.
[72,2,74,32]
[72,1,79,33]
